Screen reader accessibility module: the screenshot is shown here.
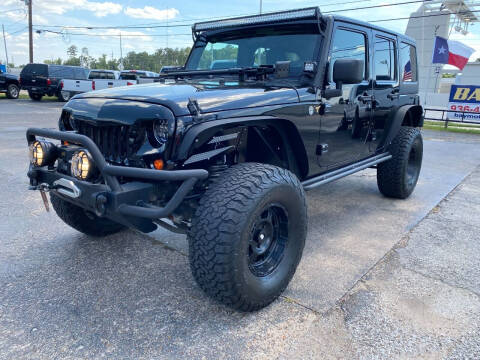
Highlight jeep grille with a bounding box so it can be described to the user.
[76,121,146,164]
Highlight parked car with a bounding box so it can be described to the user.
[59,69,136,101]
[20,64,89,101]
[119,70,159,84]
[0,68,20,99]
[25,7,423,311]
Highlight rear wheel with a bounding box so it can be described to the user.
[50,193,126,237]
[188,163,307,311]
[377,127,423,199]
[6,84,19,99]
[58,90,71,102]
[28,91,43,101]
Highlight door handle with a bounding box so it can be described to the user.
[387,88,400,100]
[358,92,374,103]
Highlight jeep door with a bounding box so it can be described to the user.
[318,23,373,169]
[370,31,400,151]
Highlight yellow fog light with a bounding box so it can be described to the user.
[29,140,56,167]
[71,150,96,180]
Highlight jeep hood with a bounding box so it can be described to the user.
[72,82,300,116]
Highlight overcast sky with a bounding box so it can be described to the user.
[1,0,480,65]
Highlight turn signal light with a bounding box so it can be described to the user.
[153,159,164,170]
[29,140,56,167]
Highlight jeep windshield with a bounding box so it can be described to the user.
[182,24,321,83]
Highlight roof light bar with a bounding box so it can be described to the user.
[193,7,320,32]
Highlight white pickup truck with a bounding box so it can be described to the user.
[59,69,137,101]
[119,70,160,84]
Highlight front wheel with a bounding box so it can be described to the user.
[6,84,19,99]
[50,193,126,237]
[377,127,423,199]
[188,163,307,311]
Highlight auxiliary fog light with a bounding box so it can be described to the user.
[29,140,56,167]
[71,150,96,180]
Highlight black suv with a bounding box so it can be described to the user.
[20,64,89,101]
[0,68,20,99]
[26,8,423,311]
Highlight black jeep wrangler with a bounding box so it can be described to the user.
[0,68,20,99]
[26,8,423,311]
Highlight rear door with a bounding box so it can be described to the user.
[318,23,373,169]
[20,64,48,88]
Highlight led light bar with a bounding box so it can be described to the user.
[193,7,320,32]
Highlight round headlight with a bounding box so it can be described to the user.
[29,140,56,167]
[71,150,95,180]
[152,119,169,145]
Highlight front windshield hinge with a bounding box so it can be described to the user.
[187,98,202,116]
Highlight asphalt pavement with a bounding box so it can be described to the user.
[0,97,479,359]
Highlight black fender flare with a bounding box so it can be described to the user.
[175,115,309,178]
[382,104,423,150]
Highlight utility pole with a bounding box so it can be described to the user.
[259,0,262,14]
[2,25,9,71]
[119,33,122,60]
[27,0,33,63]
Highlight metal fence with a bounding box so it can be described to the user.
[423,108,480,128]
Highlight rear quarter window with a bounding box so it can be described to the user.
[400,42,417,82]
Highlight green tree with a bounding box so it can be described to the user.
[67,45,78,58]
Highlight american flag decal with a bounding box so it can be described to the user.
[403,60,412,81]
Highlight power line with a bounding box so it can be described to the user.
[371,9,480,23]
[324,0,425,14]
[30,0,418,31]
[37,29,192,37]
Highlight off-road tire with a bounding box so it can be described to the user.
[377,127,423,199]
[58,90,71,102]
[6,84,19,99]
[50,193,126,237]
[188,163,307,311]
[28,91,43,101]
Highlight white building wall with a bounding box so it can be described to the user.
[405,5,451,100]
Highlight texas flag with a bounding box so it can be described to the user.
[432,36,475,70]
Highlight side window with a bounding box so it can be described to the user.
[106,72,115,79]
[400,42,417,82]
[330,28,367,83]
[374,36,396,81]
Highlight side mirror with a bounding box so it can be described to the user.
[333,59,364,88]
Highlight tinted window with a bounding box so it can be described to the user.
[197,43,239,70]
[20,64,48,76]
[329,29,367,82]
[187,28,320,77]
[374,36,396,81]
[49,65,74,79]
[73,68,88,79]
[400,42,417,82]
[106,72,115,79]
[88,71,101,79]
[120,73,137,80]
[330,28,367,83]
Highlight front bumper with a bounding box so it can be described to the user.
[27,128,208,232]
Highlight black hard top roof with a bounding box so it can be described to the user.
[331,14,416,44]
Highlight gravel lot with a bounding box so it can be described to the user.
[1,97,479,359]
